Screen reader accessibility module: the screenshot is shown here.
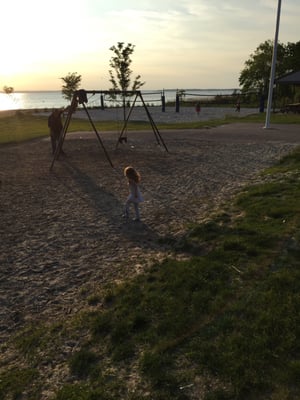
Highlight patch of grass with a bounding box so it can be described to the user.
[226,112,300,124]
[0,367,39,399]
[55,383,113,400]
[188,256,300,396]
[87,293,102,306]
[139,350,176,389]
[0,110,299,145]
[14,324,49,360]
[266,146,300,174]
[69,349,98,378]
[0,112,49,144]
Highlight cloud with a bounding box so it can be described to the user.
[1,0,299,90]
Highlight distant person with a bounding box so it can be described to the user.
[195,102,201,115]
[235,100,241,112]
[48,108,65,154]
[123,166,144,221]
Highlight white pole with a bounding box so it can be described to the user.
[264,0,282,129]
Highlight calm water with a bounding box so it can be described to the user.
[0,89,239,111]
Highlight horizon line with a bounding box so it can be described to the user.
[4,87,240,93]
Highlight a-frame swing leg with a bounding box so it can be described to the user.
[115,92,168,152]
[50,93,114,170]
[139,93,169,152]
[50,97,76,171]
[81,102,114,168]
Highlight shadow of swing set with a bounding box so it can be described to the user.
[50,89,168,170]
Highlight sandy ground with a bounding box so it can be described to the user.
[34,105,258,123]
[0,121,299,345]
[71,105,258,122]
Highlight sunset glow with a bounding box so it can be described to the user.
[1,0,299,91]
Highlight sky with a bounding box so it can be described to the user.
[1,0,299,91]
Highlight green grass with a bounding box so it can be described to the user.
[225,112,300,124]
[0,139,299,399]
[0,367,39,400]
[0,109,299,145]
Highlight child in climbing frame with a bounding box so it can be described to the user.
[123,166,144,221]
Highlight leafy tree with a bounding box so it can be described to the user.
[239,40,285,95]
[239,40,300,103]
[3,86,14,94]
[285,41,300,72]
[108,42,145,118]
[109,42,145,94]
[60,72,82,101]
[177,89,186,101]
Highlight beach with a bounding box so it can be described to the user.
[40,105,258,123]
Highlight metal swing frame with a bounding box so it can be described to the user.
[114,90,168,152]
[50,89,168,171]
[50,90,114,170]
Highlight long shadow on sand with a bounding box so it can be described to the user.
[55,157,162,250]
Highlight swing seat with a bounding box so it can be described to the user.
[119,137,127,144]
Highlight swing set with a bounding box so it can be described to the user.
[50,89,168,171]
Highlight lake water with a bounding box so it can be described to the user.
[0,89,239,111]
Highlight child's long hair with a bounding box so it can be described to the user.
[124,166,141,183]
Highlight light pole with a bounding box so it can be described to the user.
[264,0,282,129]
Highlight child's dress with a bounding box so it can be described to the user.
[127,181,144,203]
[124,180,144,220]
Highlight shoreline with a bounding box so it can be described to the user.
[0,88,240,115]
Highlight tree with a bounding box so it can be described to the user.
[3,86,14,94]
[239,40,284,95]
[239,40,300,102]
[285,41,300,72]
[177,89,186,101]
[61,72,82,101]
[109,42,145,94]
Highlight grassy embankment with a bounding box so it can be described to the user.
[0,109,300,145]
[0,112,300,399]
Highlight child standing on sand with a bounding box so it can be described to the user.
[123,166,144,221]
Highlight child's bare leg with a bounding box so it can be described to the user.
[123,201,130,219]
[133,203,140,220]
